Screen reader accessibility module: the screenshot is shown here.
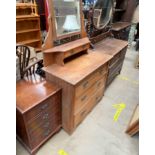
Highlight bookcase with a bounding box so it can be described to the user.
[16,2,42,52]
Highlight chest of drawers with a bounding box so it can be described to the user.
[93,37,128,87]
[43,49,112,134]
[16,76,61,155]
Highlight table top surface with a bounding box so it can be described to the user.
[43,52,112,85]
[16,74,60,113]
[93,37,128,56]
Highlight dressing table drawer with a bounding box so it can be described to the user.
[75,64,108,98]
[74,87,104,128]
[74,75,107,114]
[64,43,90,58]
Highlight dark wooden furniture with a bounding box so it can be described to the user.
[92,37,128,86]
[113,0,138,23]
[16,74,62,155]
[16,2,42,52]
[85,0,128,87]
[111,22,131,41]
[42,0,112,134]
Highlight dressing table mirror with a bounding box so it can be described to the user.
[42,0,112,134]
[85,0,128,87]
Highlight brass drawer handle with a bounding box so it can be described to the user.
[96,96,100,102]
[83,81,89,88]
[81,95,87,102]
[97,81,101,87]
[82,45,86,49]
[44,129,51,137]
[42,113,49,120]
[70,50,75,55]
[81,110,86,117]
[43,122,50,128]
[41,103,49,110]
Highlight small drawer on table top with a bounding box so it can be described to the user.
[74,87,104,128]
[74,75,107,114]
[25,93,61,121]
[75,64,108,98]
[64,43,90,58]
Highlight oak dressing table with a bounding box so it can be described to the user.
[42,0,112,134]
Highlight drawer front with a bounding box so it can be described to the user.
[29,116,61,149]
[74,75,107,114]
[75,64,108,98]
[25,93,60,121]
[109,52,121,67]
[109,58,124,77]
[74,87,104,128]
[120,47,127,58]
[107,62,124,86]
[27,105,61,133]
[65,43,90,58]
[89,87,104,110]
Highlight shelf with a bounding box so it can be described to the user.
[16,29,40,34]
[17,39,41,45]
[16,15,39,19]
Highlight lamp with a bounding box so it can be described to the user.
[63,15,80,32]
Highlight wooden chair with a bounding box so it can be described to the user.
[16,45,44,78]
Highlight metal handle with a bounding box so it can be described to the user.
[81,110,86,117]
[96,96,100,102]
[44,129,50,137]
[70,50,75,55]
[83,81,88,88]
[41,103,48,110]
[42,113,49,120]
[97,81,101,87]
[82,45,86,49]
[43,122,50,128]
[81,95,87,102]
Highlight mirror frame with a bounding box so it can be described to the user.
[43,0,87,50]
[93,0,113,30]
[85,0,114,38]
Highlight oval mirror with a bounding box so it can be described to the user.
[93,0,113,29]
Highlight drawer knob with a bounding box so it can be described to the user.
[42,113,49,120]
[81,95,87,102]
[70,50,75,55]
[41,103,48,110]
[44,129,51,137]
[81,110,86,117]
[97,81,101,87]
[82,45,86,49]
[83,81,89,88]
[43,122,50,128]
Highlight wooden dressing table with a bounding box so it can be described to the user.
[43,0,112,134]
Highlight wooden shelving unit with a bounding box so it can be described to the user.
[16,2,42,52]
